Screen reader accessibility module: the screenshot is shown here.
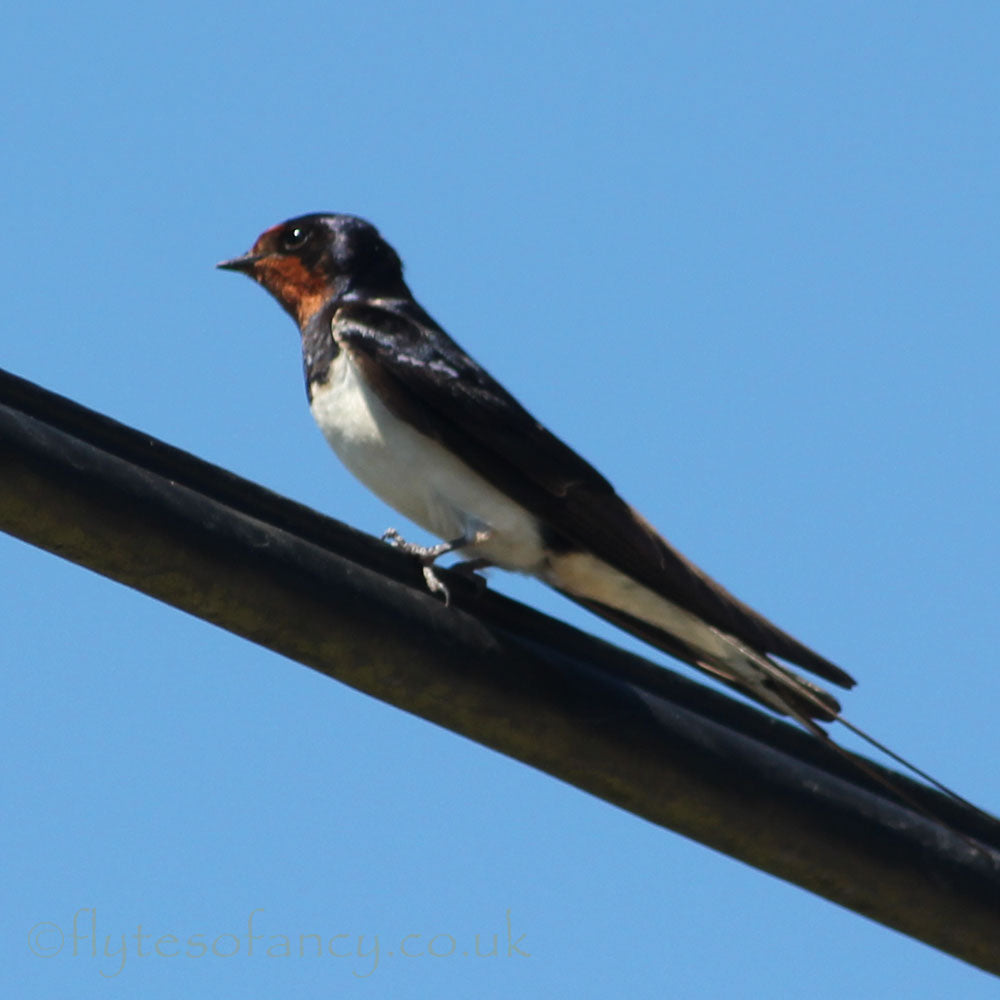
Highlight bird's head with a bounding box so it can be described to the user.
[217,213,406,327]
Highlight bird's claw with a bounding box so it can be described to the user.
[422,565,451,605]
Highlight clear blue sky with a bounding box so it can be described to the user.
[3,2,999,996]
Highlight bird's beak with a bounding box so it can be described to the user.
[216,251,265,274]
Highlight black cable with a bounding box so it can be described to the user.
[2,366,998,976]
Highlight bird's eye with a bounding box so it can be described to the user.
[281,225,312,251]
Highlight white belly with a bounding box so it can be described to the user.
[309,351,548,572]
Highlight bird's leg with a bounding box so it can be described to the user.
[381,528,457,562]
[381,528,491,604]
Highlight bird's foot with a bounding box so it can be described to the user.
[381,528,454,561]
[381,528,456,604]
[381,529,492,605]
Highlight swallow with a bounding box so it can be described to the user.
[218,213,855,723]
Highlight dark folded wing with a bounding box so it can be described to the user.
[333,299,854,689]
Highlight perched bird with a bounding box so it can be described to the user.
[218,213,855,723]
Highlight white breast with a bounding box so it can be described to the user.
[309,351,548,572]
